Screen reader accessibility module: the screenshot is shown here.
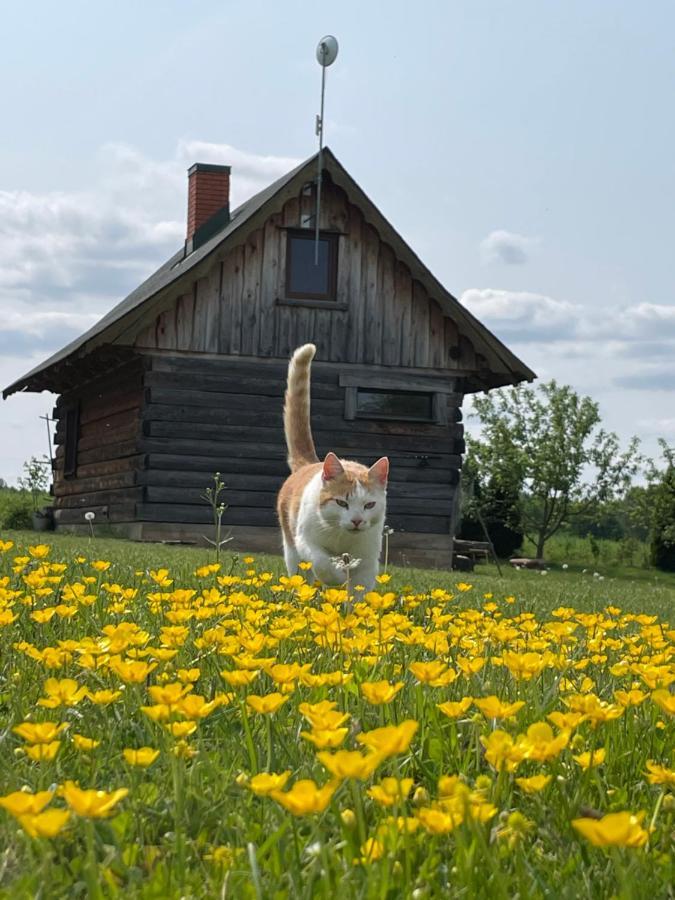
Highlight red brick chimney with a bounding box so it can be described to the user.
[186,163,231,253]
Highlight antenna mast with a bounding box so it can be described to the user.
[314,35,339,263]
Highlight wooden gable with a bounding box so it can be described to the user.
[131,175,476,372]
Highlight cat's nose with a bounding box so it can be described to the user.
[351,517,363,528]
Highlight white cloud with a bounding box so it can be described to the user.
[0,141,302,358]
[461,288,581,341]
[480,229,538,265]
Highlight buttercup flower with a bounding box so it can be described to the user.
[60,782,128,818]
[572,811,649,848]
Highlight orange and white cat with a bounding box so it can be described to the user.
[277,344,389,590]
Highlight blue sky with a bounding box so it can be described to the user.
[1,0,674,482]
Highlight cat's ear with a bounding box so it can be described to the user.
[368,457,389,486]
[322,452,344,482]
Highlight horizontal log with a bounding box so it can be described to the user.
[142,420,461,453]
[54,471,137,497]
[144,370,341,401]
[56,365,143,409]
[138,468,458,494]
[73,455,146,479]
[145,386,344,416]
[143,402,459,438]
[339,373,460,397]
[75,440,140,466]
[145,452,460,477]
[136,502,450,533]
[56,487,143,509]
[54,500,137,524]
[143,485,454,514]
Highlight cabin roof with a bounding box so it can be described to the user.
[4,148,535,398]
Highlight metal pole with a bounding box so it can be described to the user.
[40,413,54,475]
[314,59,327,264]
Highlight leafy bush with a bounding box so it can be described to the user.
[0,493,33,530]
[651,462,675,572]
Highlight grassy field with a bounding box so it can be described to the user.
[0,530,672,898]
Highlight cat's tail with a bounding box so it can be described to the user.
[284,343,319,472]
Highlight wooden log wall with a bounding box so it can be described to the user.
[135,353,464,536]
[134,178,477,373]
[52,359,144,525]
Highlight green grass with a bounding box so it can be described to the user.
[3,527,674,619]
[0,530,672,898]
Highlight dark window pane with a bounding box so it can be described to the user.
[356,389,433,421]
[286,232,337,299]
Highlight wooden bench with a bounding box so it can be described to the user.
[453,538,491,564]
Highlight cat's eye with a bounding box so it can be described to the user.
[335,499,349,508]
[364,501,376,509]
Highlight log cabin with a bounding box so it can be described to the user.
[3,148,535,567]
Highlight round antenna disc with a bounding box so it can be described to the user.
[316,35,339,67]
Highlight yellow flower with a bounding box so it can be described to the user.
[496,810,535,848]
[298,561,313,571]
[317,750,382,781]
[300,728,349,749]
[14,722,68,744]
[437,697,473,719]
[367,778,414,807]
[28,544,51,559]
[0,789,54,816]
[645,761,675,788]
[547,711,586,731]
[651,689,675,716]
[91,560,111,572]
[87,689,122,705]
[24,741,61,761]
[360,680,404,705]
[473,696,526,720]
[248,772,291,796]
[271,779,337,816]
[409,661,456,687]
[37,678,88,709]
[572,811,648,848]
[573,748,606,769]
[502,651,547,681]
[109,658,157,684]
[480,730,525,773]
[246,692,288,715]
[356,837,385,864]
[375,572,392,584]
[165,721,198,738]
[72,734,101,752]
[148,682,192,705]
[60,781,128,818]
[520,722,569,762]
[456,656,485,676]
[123,747,160,767]
[298,701,349,731]
[357,720,419,758]
[613,689,648,707]
[515,774,552,794]
[456,583,473,593]
[417,807,461,834]
[18,809,70,839]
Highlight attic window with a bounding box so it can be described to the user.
[285,230,338,301]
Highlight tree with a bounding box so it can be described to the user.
[459,449,524,558]
[18,456,51,512]
[468,380,641,559]
[650,440,675,572]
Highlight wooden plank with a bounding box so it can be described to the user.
[57,486,143,509]
[136,503,277,526]
[143,420,463,452]
[145,386,343,414]
[139,469,285,491]
[75,456,145,479]
[339,372,459,395]
[146,369,341,400]
[176,291,195,350]
[397,263,414,367]
[444,317,460,367]
[346,206,364,358]
[205,263,222,353]
[429,299,445,369]
[382,252,403,366]
[147,454,290,476]
[362,223,381,365]
[259,215,280,355]
[156,305,177,350]
[78,391,143,426]
[412,282,430,367]
[76,440,139,466]
[240,230,263,356]
[145,486,276,507]
[54,471,137,497]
